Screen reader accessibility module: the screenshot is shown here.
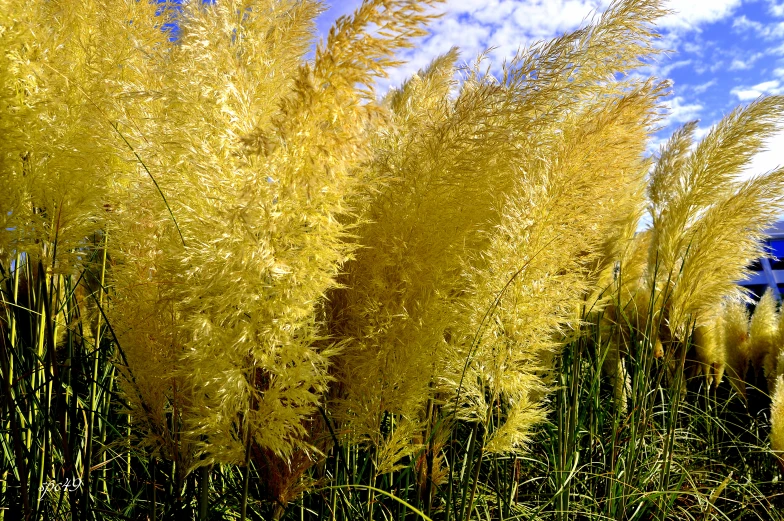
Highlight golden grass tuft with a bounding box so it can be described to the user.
[693,319,726,390]
[723,300,752,399]
[771,375,784,468]
[748,288,780,390]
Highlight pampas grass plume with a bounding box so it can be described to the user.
[749,288,778,383]
[723,300,752,399]
[693,319,725,390]
[771,375,784,469]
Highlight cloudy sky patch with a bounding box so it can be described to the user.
[316,0,784,175]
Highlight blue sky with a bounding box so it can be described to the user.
[315,0,784,176]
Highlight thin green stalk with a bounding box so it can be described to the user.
[240,427,253,521]
[424,395,435,518]
[463,425,485,521]
[492,454,505,521]
[657,323,690,520]
[151,458,157,521]
[555,352,569,521]
[320,485,433,521]
[100,364,116,499]
[82,234,108,521]
[198,464,210,520]
[457,423,479,521]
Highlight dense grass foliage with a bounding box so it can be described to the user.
[2,0,784,519]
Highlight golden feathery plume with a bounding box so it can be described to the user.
[723,299,752,399]
[749,288,779,388]
[768,304,784,396]
[648,98,784,330]
[105,0,446,471]
[329,0,670,459]
[0,0,162,272]
[693,319,726,390]
[770,375,784,470]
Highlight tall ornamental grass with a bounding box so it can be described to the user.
[2,0,784,520]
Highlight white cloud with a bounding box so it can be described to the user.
[692,58,729,75]
[731,14,784,39]
[379,0,614,93]
[728,52,766,70]
[692,79,716,94]
[656,59,693,77]
[730,56,759,71]
[693,124,712,142]
[447,0,610,32]
[508,0,609,37]
[659,0,742,30]
[410,0,737,79]
[732,88,765,101]
[757,79,783,91]
[729,59,751,70]
[663,96,703,126]
[739,129,784,181]
[733,15,765,34]
[682,40,705,55]
[768,1,784,17]
[316,0,744,96]
[731,80,784,101]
